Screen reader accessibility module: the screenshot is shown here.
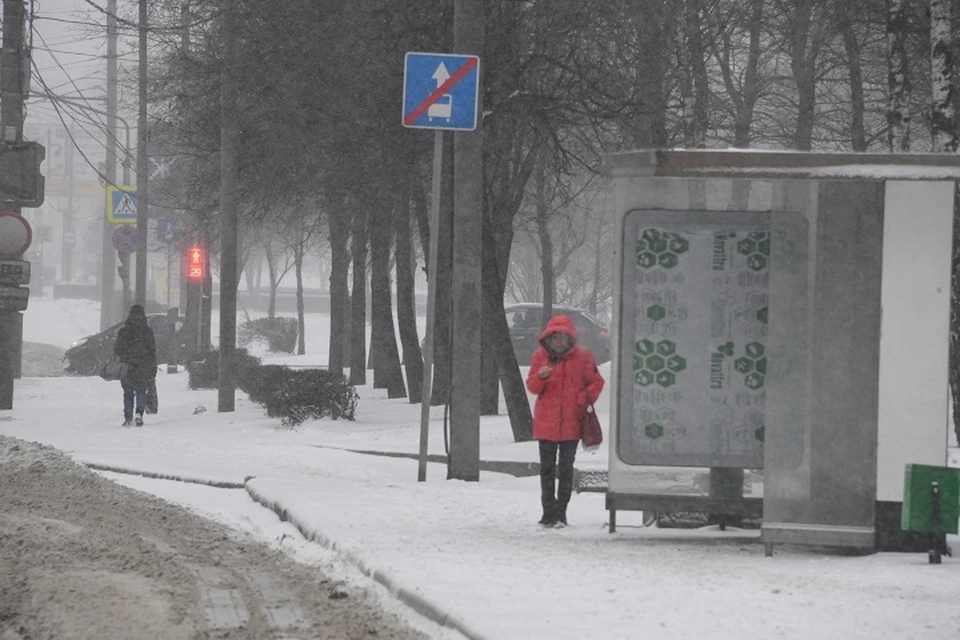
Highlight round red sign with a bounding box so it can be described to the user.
[0,212,32,259]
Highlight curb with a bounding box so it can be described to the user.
[310,445,541,478]
[83,462,247,489]
[244,481,493,640]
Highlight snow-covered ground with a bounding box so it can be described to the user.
[9,295,960,640]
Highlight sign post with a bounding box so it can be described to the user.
[0,212,32,410]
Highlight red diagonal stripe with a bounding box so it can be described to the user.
[404,57,478,126]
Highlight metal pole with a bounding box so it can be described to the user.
[0,0,27,411]
[218,0,240,412]
[100,0,118,329]
[448,0,483,481]
[418,131,444,481]
[135,0,149,306]
[166,243,171,308]
[62,131,74,281]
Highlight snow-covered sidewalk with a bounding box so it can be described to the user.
[4,368,960,640]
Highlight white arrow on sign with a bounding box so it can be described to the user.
[432,63,450,87]
[428,64,454,121]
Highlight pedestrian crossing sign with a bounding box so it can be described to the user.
[107,185,138,224]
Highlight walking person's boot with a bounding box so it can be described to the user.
[554,441,577,527]
[538,441,559,526]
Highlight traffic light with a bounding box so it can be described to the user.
[187,247,204,280]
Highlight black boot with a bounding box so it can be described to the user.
[553,441,576,527]
[554,504,568,527]
[538,508,556,526]
[538,440,559,526]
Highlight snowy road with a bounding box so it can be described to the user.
[0,436,428,640]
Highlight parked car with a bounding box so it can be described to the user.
[504,303,611,365]
[64,313,183,376]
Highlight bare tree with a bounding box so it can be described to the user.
[836,0,868,150]
[327,199,351,377]
[887,0,913,151]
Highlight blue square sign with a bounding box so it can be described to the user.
[403,52,480,131]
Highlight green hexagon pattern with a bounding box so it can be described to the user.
[656,340,676,356]
[736,238,757,255]
[646,354,665,372]
[656,370,676,387]
[645,423,665,439]
[647,304,666,321]
[666,355,686,372]
[634,339,686,388]
[636,339,655,356]
[636,229,688,270]
[635,370,654,387]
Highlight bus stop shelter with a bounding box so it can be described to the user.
[604,149,960,552]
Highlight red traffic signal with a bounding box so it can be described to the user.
[187,247,205,280]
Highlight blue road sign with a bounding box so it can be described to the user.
[156,217,177,243]
[403,52,480,131]
[112,225,138,254]
[107,185,137,224]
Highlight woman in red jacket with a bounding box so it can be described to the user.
[526,314,605,527]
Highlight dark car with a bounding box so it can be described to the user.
[64,313,183,375]
[505,303,611,365]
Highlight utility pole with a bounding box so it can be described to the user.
[61,133,74,281]
[0,0,27,410]
[218,0,240,412]
[100,0,119,330]
[135,0,149,306]
[448,0,484,481]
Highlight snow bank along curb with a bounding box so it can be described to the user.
[83,460,491,639]
[83,461,248,489]
[244,480,492,640]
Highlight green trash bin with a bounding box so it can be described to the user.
[901,463,960,534]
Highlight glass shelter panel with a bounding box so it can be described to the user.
[613,177,880,541]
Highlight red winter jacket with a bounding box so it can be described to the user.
[525,315,605,442]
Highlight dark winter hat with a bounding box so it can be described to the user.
[128,304,146,317]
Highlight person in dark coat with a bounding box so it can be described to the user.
[525,315,605,527]
[114,304,157,426]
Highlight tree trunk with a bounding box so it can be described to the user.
[789,0,818,151]
[710,0,762,207]
[684,0,708,147]
[431,134,454,406]
[887,0,912,152]
[535,150,554,327]
[264,241,278,319]
[395,188,423,403]
[482,210,533,442]
[411,174,431,275]
[630,0,669,148]
[349,207,368,386]
[294,241,305,355]
[931,0,957,152]
[369,203,406,398]
[736,0,763,148]
[328,209,350,376]
[837,0,866,151]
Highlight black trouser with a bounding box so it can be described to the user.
[539,440,578,519]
